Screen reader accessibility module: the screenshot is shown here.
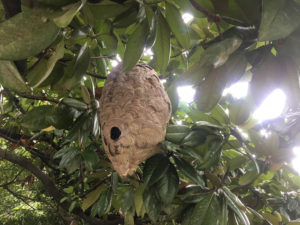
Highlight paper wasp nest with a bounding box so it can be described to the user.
[99,64,171,177]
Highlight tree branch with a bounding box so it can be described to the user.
[86,71,107,79]
[2,88,26,114]
[189,0,248,26]
[0,148,126,225]
[17,93,60,104]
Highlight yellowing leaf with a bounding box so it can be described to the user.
[42,126,56,132]
[82,184,106,212]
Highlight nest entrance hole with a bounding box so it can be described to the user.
[111,127,121,140]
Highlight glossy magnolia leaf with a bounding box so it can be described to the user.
[86,0,131,20]
[82,147,99,170]
[183,193,221,225]
[166,125,190,143]
[259,0,300,41]
[215,0,261,26]
[143,153,170,186]
[134,184,146,217]
[229,98,252,125]
[113,3,139,28]
[0,9,59,60]
[199,136,223,169]
[277,29,300,65]
[156,163,179,204]
[21,105,56,130]
[195,66,228,112]
[0,60,30,93]
[122,19,149,72]
[228,156,248,171]
[91,47,107,75]
[201,36,242,68]
[238,171,258,185]
[249,129,279,156]
[165,2,190,49]
[27,40,65,88]
[249,54,298,107]
[54,147,81,173]
[261,213,281,225]
[53,1,85,28]
[220,196,229,225]
[91,190,112,217]
[61,42,90,89]
[166,82,179,114]
[182,130,206,147]
[143,188,161,223]
[222,188,250,225]
[82,184,107,212]
[98,34,118,55]
[173,155,205,186]
[61,98,88,110]
[182,36,242,85]
[153,11,171,73]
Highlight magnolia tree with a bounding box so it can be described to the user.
[0,0,300,224]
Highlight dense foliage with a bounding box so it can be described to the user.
[0,0,300,224]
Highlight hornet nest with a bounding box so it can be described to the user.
[99,64,171,177]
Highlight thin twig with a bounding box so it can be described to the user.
[86,71,107,79]
[17,93,60,104]
[189,0,248,26]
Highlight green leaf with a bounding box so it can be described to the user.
[22,105,55,130]
[82,184,107,212]
[182,37,242,85]
[222,188,249,225]
[277,29,300,65]
[228,156,248,171]
[183,193,220,225]
[54,147,81,173]
[143,188,161,222]
[26,40,65,88]
[122,19,149,72]
[0,9,59,60]
[121,189,135,214]
[238,171,259,185]
[62,42,90,89]
[0,60,30,93]
[229,99,252,125]
[91,190,112,217]
[259,0,300,41]
[165,2,190,49]
[156,163,179,204]
[86,0,131,20]
[143,154,170,186]
[53,1,85,28]
[61,98,88,110]
[166,125,190,143]
[153,10,171,73]
[82,147,99,170]
[182,130,206,147]
[195,66,228,112]
[134,184,146,217]
[173,155,205,186]
[220,196,229,225]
